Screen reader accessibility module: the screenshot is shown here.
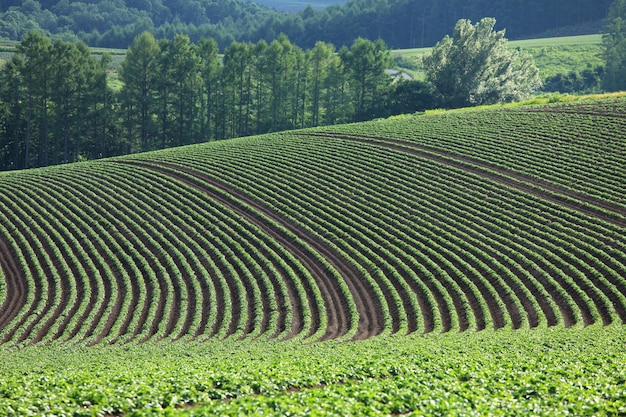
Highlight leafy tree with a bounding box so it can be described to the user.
[265,34,298,132]
[603,0,626,91]
[169,35,201,146]
[422,17,542,108]
[222,41,252,138]
[15,31,52,168]
[0,32,113,170]
[387,79,438,115]
[308,41,335,126]
[544,66,604,94]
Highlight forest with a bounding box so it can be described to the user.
[0,0,613,49]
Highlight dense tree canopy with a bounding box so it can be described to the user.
[0,0,612,49]
[423,18,542,108]
[603,0,626,91]
[0,32,114,170]
[0,32,398,171]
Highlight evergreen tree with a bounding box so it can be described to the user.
[308,41,335,127]
[196,37,220,140]
[341,38,391,120]
[222,41,252,138]
[119,31,160,152]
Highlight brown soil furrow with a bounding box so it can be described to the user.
[11,213,64,345]
[123,164,288,339]
[117,162,309,340]
[0,236,27,330]
[120,161,334,339]
[523,106,626,119]
[312,132,619,327]
[118,160,374,340]
[49,172,167,343]
[305,132,626,228]
[28,190,105,343]
[70,167,188,342]
[0,222,46,343]
[43,175,140,345]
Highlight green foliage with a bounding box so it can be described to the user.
[603,0,626,91]
[339,38,391,120]
[386,79,437,115]
[0,325,624,415]
[423,18,542,108]
[0,0,613,50]
[543,66,604,94]
[0,32,401,171]
[0,97,625,415]
[394,34,605,93]
[0,32,114,170]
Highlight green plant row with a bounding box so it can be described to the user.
[133,128,626,335]
[324,98,626,209]
[0,325,624,416]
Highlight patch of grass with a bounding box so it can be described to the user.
[392,34,605,82]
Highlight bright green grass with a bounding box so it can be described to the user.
[392,34,602,56]
[0,325,624,416]
[392,34,604,81]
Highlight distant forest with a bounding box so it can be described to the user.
[0,0,612,49]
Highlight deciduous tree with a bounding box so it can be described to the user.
[603,0,626,91]
[119,31,160,152]
[423,17,542,108]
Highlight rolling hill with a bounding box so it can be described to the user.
[1,95,626,343]
[0,95,625,415]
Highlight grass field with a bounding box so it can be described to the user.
[0,96,625,415]
[393,34,604,80]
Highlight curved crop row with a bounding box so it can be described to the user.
[0,97,625,345]
[324,99,626,210]
[133,127,626,336]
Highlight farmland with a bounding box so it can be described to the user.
[0,96,625,415]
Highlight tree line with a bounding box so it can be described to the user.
[0,0,612,50]
[2,0,624,172]
[0,31,412,171]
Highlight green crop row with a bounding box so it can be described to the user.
[133,125,626,335]
[323,98,626,210]
[0,325,624,416]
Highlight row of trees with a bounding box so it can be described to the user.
[119,32,393,153]
[0,32,116,171]
[0,0,613,49]
[0,32,399,170]
[3,2,623,172]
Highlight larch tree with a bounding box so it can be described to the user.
[119,31,160,152]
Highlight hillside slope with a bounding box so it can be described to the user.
[0,97,625,346]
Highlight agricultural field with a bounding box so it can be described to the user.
[0,96,625,415]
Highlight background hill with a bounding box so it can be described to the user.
[250,0,346,12]
[0,0,611,48]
